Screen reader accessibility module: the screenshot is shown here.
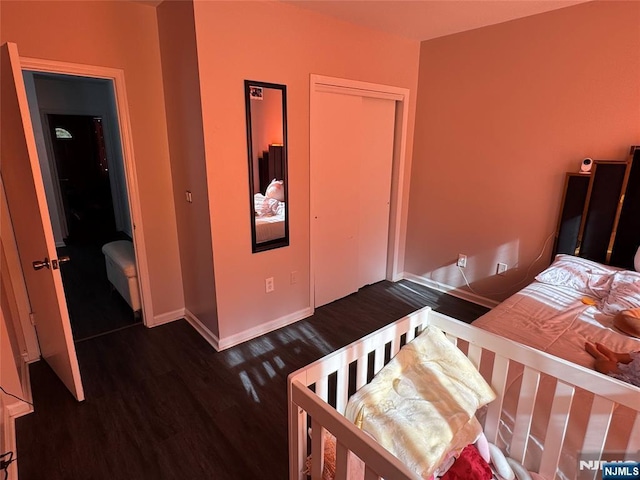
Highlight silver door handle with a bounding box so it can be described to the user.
[51,256,70,270]
[32,258,50,270]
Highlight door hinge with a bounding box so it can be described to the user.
[29,312,36,326]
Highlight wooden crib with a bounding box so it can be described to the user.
[288,306,640,480]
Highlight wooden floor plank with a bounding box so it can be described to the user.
[16,280,489,480]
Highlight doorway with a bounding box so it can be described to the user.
[24,72,142,342]
[47,114,116,243]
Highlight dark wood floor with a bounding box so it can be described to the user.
[58,237,141,342]
[16,280,489,480]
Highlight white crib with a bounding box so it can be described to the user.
[288,307,640,480]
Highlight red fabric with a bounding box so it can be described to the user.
[440,445,492,480]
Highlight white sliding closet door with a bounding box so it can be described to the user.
[311,90,396,308]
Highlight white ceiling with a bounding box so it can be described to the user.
[136,0,592,42]
[283,0,591,41]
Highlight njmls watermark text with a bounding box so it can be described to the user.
[579,452,640,480]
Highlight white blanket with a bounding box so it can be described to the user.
[345,326,496,479]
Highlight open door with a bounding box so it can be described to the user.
[1,42,84,401]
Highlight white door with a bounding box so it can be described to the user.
[311,90,396,307]
[1,42,84,401]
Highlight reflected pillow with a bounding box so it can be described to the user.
[535,254,617,299]
[265,179,285,201]
[601,271,640,315]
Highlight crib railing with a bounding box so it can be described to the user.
[288,306,640,480]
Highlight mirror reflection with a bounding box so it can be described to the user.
[245,80,289,253]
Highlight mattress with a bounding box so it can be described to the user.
[472,281,640,367]
[255,213,285,243]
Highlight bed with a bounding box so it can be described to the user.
[472,254,640,369]
[254,192,286,243]
[470,254,640,478]
[288,306,640,480]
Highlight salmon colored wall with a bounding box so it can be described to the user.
[157,1,219,336]
[406,1,640,302]
[192,1,420,340]
[1,1,184,319]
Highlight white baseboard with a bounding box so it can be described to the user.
[184,309,221,351]
[2,409,16,480]
[2,360,34,480]
[7,357,35,418]
[6,400,32,419]
[402,273,499,309]
[2,403,31,480]
[184,307,314,352]
[217,307,313,351]
[22,351,38,365]
[149,308,185,327]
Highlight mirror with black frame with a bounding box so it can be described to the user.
[244,80,289,253]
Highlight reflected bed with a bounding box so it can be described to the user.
[254,193,285,243]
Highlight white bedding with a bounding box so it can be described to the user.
[254,193,285,243]
[473,280,640,367]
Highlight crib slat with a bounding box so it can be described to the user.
[335,365,349,414]
[538,381,575,478]
[510,367,541,463]
[311,420,326,480]
[355,356,368,391]
[467,343,482,370]
[390,335,401,358]
[445,333,458,346]
[364,466,381,480]
[335,441,349,480]
[316,379,328,403]
[373,345,385,375]
[291,404,308,480]
[581,396,616,480]
[625,413,640,460]
[483,353,510,444]
[405,325,418,343]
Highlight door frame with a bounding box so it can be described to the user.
[309,74,411,310]
[39,111,69,242]
[19,56,154,326]
[0,176,41,363]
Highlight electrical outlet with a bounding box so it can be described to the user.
[265,277,274,293]
[290,271,298,285]
[457,254,467,268]
[497,263,508,275]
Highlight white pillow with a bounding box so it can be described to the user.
[535,254,617,299]
[601,270,640,315]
